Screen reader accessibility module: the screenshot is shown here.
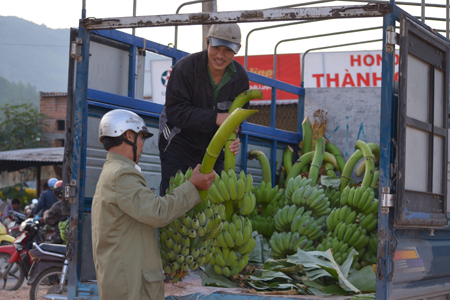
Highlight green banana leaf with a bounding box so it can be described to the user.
[248,231,271,266]
[286,248,360,293]
[348,266,376,292]
[199,263,239,288]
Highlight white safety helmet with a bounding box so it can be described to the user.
[99,109,152,143]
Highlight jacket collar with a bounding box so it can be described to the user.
[107,152,135,168]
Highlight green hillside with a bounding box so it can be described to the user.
[0,16,69,101]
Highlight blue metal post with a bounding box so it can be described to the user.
[68,22,91,299]
[376,2,396,299]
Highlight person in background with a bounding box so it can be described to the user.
[158,23,249,196]
[1,198,21,226]
[30,178,59,217]
[43,180,68,244]
[92,109,216,300]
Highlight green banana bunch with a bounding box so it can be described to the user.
[358,212,378,232]
[284,175,312,202]
[325,205,356,231]
[269,231,314,259]
[274,204,305,232]
[250,215,276,239]
[210,215,256,277]
[254,181,283,204]
[160,170,232,282]
[325,187,341,209]
[290,211,322,241]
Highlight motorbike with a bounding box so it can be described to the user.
[28,242,68,300]
[6,211,28,238]
[0,216,42,290]
[0,221,15,246]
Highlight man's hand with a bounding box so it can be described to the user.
[189,164,216,191]
[216,113,239,133]
[229,137,240,155]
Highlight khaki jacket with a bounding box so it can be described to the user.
[92,152,201,299]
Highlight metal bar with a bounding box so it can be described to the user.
[132,0,136,36]
[128,46,136,98]
[244,20,315,70]
[174,0,213,49]
[81,5,389,30]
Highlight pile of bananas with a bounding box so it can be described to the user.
[160,170,225,282]
[253,181,283,217]
[208,169,256,216]
[210,214,256,276]
[326,205,357,231]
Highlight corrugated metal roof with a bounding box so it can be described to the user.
[39,92,67,98]
[0,147,64,172]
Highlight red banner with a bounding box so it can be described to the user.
[234,54,301,101]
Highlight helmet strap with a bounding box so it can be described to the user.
[120,132,139,163]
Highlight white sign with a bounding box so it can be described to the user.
[302,50,399,88]
[150,59,172,104]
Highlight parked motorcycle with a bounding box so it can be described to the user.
[0,216,42,290]
[28,242,68,300]
[0,222,15,246]
[6,211,28,238]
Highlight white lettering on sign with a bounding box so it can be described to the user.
[302,50,399,88]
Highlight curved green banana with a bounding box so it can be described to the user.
[286,151,314,183]
[224,89,263,172]
[325,163,337,178]
[247,149,271,185]
[309,137,325,187]
[199,109,258,209]
[286,151,337,183]
[339,143,379,191]
[355,143,380,177]
[301,116,313,172]
[355,140,375,193]
[283,145,294,176]
[325,141,345,173]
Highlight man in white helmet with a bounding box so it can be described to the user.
[158,23,249,196]
[91,109,216,300]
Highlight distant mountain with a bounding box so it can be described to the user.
[0,16,69,98]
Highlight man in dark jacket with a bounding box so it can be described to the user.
[30,178,59,217]
[159,23,249,195]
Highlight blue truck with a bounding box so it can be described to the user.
[56,1,449,299]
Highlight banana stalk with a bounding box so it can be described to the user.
[355,143,380,177]
[247,149,271,184]
[283,145,294,176]
[224,89,263,172]
[325,163,337,178]
[199,108,258,210]
[325,141,345,173]
[301,116,313,173]
[309,137,325,187]
[285,150,337,183]
[340,142,378,191]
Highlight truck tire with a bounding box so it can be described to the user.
[29,266,68,300]
[0,252,25,291]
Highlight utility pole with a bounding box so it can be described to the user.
[202,0,217,49]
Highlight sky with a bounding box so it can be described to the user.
[1,0,448,56]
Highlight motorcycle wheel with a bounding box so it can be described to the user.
[0,253,25,291]
[29,267,68,300]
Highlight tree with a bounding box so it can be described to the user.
[0,103,50,151]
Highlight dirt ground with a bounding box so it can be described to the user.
[0,281,30,299]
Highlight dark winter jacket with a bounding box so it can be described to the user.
[158,49,249,167]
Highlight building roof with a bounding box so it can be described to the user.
[0,147,64,172]
[39,92,67,98]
